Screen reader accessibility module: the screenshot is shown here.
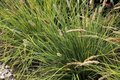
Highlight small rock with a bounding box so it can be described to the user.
[0,63,15,80]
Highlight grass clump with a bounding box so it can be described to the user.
[0,0,120,80]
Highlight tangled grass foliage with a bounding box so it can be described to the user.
[0,0,120,80]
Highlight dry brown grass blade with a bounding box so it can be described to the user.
[66,62,82,66]
[114,6,120,10]
[84,55,99,62]
[66,60,99,67]
[102,0,106,7]
[113,31,120,34]
[98,74,111,80]
[89,0,94,10]
[66,29,86,33]
[58,29,63,36]
[105,38,120,43]
[0,29,4,35]
[114,2,120,7]
[78,35,99,38]
[102,26,118,30]
[19,0,25,4]
[92,8,98,21]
